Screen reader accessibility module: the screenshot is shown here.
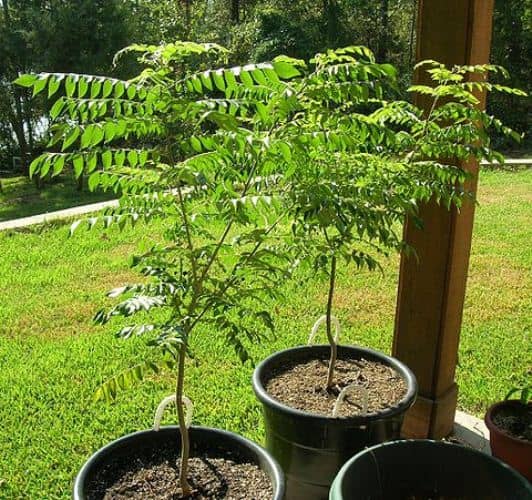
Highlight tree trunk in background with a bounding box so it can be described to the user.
[25,97,42,189]
[231,0,240,23]
[503,0,524,114]
[323,0,339,47]
[183,0,191,38]
[25,95,34,154]
[10,92,29,175]
[408,0,416,66]
[378,0,389,62]
[3,0,35,180]
[2,0,10,23]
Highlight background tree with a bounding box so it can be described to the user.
[0,0,131,178]
[489,0,531,150]
[1,0,529,182]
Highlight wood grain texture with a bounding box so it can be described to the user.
[393,0,495,438]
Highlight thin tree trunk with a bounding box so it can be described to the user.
[2,0,10,23]
[20,95,41,188]
[10,94,29,175]
[378,0,389,62]
[176,343,192,496]
[25,95,34,154]
[408,0,416,67]
[231,0,239,23]
[322,0,338,47]
[183,0,191,38]
[326,256,337,389]
[3,1,29,175]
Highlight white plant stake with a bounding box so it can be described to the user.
[307,315,341,345]
[153,395,193,431]
[332,383,369,418]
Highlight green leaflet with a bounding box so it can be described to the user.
[32,76,48,97]
[272,60,301,79]
[62,127,80,151]
[50,99,66,120]
[51,155,65,177]
[47,76,61,98]
[13,74,38,87]
[93,360,175,403]
[78,78,89,98]
[73,155,84,178]
[101,150,113,169]
[102,80,114,98]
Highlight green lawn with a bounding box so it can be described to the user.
[0,169,530,499]
[0,175,115,222]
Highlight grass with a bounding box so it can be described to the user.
[0,175,115,222]
[0,169,530,498]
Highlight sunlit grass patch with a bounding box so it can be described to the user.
[0,169,530,498]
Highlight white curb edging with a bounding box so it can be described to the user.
[0,199,119,231]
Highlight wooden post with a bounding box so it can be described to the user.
[392,0,494,439]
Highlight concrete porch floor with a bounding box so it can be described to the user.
[451,410,491,454]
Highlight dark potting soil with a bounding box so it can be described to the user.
[86,442,273,500]
[265,355,407,417]
[492,403,532,442]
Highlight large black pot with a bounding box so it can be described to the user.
[73,426,285,499]
[252,345,417,500]
[330,439,532,500]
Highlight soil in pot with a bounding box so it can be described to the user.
[87,440,273,500]
[491,403,532,442]
[254,345,417,500]
[265,354,407,417]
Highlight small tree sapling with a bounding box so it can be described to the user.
[15,42,305,495]
[276,52,526,392]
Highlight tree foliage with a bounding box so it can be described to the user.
[17,41,302,493]
[2,0,529,178]
[17,34,524,486]
[0,0,131,174]
[489,0,532,148]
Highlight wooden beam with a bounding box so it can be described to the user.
[392,0,495,439]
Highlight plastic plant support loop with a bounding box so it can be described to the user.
[332,383,369,418]
[307,315,340,345]
[153,394,193,431]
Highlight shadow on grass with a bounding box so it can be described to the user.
[0,174,116,222]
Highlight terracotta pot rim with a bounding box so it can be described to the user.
[484,400,532,446]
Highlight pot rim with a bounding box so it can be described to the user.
[484,400,532,446]
[252,344,417,424]
[330,438,532,498]
[73,425,285,500]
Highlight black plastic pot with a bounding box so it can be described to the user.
[73,426,285,500]
[330,439,532,500]
[252,345,417,500]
